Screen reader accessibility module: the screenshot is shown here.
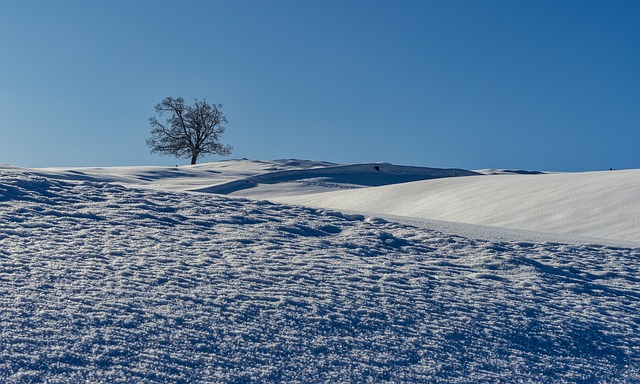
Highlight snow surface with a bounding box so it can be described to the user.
[271,169,640,245]
[25,159,640,245]
[1,160,640,382]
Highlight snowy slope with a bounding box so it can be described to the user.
[23,159,475,195]
[1,167,639,382]
[17,159,640,244]
[193,162,478,197]
[270,169,640,244]
[12,159,640,243]
[21,159,340,192]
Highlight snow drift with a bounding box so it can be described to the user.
[273,169,640,244]
[33,159,640,245]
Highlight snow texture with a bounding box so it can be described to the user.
[1,166,639,382]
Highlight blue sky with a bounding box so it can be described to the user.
[1,0,638,171]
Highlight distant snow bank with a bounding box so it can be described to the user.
[273,169,640,244]
[194,162,478,196]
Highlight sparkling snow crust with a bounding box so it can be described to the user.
[1,169,639,382]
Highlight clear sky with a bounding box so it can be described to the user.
[1,0,638,171]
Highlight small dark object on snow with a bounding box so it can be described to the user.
[374,165,380,172]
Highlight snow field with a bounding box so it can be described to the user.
[272,169,640,244]
[26,159,640,244]
[1,169,639,382]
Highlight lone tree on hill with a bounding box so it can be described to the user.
[147,97,232,165]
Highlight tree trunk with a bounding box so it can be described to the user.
[191,153,198,165]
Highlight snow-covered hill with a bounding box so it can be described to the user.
[1,161,639,382]
[272,168,640,245]
[23,159,476,195]
[22,159,640,245]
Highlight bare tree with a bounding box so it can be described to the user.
[147,97,232,165]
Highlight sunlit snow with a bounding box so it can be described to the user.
[1,160,638,382]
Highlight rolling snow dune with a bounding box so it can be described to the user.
[15,159,640,244]
[9,159,640,244]
[1,168,639,382]
[21,159,340,192]
[273,169,640,244]
[24,160,475,196]
[194,162,478,197]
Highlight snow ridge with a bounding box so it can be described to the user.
[1,169,639,382]
[193,163,478,195]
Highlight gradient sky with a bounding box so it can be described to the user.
[1,0,638,171]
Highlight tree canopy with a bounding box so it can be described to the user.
[147,97,232,165]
